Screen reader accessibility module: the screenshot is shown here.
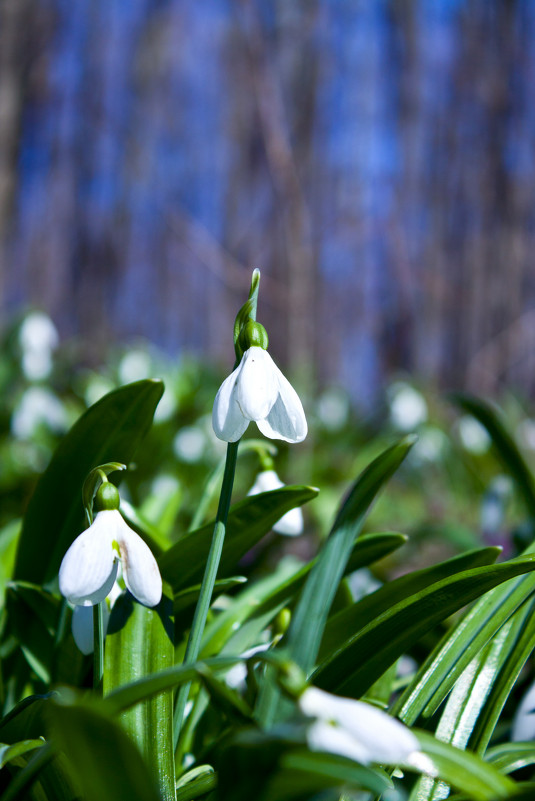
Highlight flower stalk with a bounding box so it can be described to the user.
[174,440,239,752]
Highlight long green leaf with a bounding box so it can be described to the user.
[202,533,406,660]
[158,485,318,597]
[0,739,45,768]
[103,591,175,801]
[256,437,415,726]
[319,547,501,661]
[486,742,535,774]
[14,380,164,585]
[394,546,535,725]
[313,555,535,696]
[414,731,516,800]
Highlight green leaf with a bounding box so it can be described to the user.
[469,596,535,753]
[0,694,52,744]
[48,694,161,801]
[486,742,535,774]
[201,534,406,662]
[414,730,517,800]
[256,437,415,727]
[158,485,319,598]
[286,438,415,677]
[103,591,175,801]
[104,657,240,713]
[0,739,45,768]
[451,394,535,519]
[14,380,164,585]
[270,750,393,799]
[313,555,535,697]
[395,545,535,725]
[319,547,501,662]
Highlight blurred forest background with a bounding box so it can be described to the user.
[2,0,535,408]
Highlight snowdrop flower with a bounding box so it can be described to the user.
[247,470,303,536]
[299,687,430,770]
[18,311,59,381]
[225,643,272,690]
[457,415,491,454]
[11,387,68,439]
[59,483,162,608]
[212,346,307,444]
[388,382,428,431]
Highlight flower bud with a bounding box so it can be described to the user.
[94,482,120,512]
[238,320,269,353]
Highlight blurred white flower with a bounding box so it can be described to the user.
[388,382,428,431]
[316,388,350,431]
[18,311,59,381]
[411,426,448,465]
[118,349,152,384]
[153,386,177,423]
[213,347,307,444]
[11,387,68,439]
[247,470,303,536]
[512,679,535,741]
[299,687,431,771]
[173,426,207,463]
[59,510,162,608]
[457,415,491,454]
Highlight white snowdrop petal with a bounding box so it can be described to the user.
[237,348,279,421]
[273,506,303,536]
[247,470,284,496]
[59,511,118,605]
[306,720,373,764]
[71,601,112,655]
[116,519,162,607]
[212,364,249,442]
[328,696,420,764]
[258,367,307,443]
[300,687,419,766]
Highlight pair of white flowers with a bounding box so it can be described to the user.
[59,341,306,631]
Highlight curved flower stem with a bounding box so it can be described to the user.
[93,602,104,692]
[173,440,239,754]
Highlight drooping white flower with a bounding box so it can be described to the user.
[59,510,162,608]
[212,347,307,444]
[247,470,303,536]
[299,687,428,769]
[18,311,59,381]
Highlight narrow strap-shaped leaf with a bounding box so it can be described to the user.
[469,597,535,754]
[256,437,415,727]
[414,731,516,800]
[0,738,45,768]
[394,547,535,724]
[201,532,406,660]
[14,379,164,585]
[319,546,501,660]
[312,556,535,697]
[486,742,535,774]
[103,591,175,801]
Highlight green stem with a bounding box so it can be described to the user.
[173,441,239,753]
[93,602,104,692]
